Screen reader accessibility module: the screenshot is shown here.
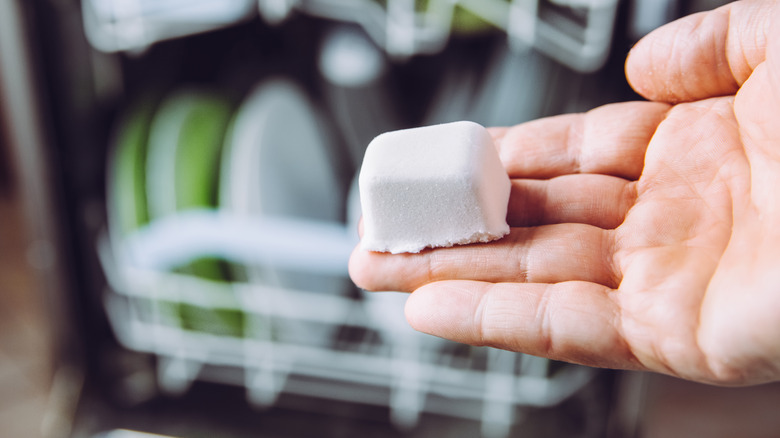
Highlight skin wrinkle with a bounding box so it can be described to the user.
[721,148,752,226]
[565,114,584,175]
[603,228,622,289]
[702,10,734,97]
[693,269,734,383]
[665,21,689,101]
[423,249,438,286]
[483,283,522,348]
[692,255,726,383]
[662,160,715,221]
[726,7,751,86]
[601,229,621,288]
[683,316,722,382]
[611,226,634,279]
[535,284,555,357]
[620,181,639,225]
[551,225,612,287]
[695,165,738,232]
[651,333,682,377]
[514,229,532,284]
[606,287,646,371]
[472,283,489,345]
[468,284,502,349]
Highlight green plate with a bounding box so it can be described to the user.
[107,97,180,327]
[146,89,244,337]
[108,99,154,237]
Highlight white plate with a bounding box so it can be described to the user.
[144,90,242,337]
[220,79,349,347]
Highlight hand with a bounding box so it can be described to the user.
[349,0,780,385]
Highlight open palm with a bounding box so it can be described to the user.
[349,0,780,385]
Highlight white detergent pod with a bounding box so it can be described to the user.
[359,121,511,254]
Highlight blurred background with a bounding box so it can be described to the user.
[3,0,780,437]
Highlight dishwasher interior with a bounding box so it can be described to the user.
[2,0,732,437]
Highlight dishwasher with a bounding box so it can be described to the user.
[0,1,730,437]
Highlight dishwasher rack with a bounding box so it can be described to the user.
[91,53,609,433]
[98,210,597,438]
[83,0,619,72]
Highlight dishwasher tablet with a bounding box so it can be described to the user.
[359,121,511,254]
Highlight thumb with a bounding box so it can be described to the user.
[625,0,773,103]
